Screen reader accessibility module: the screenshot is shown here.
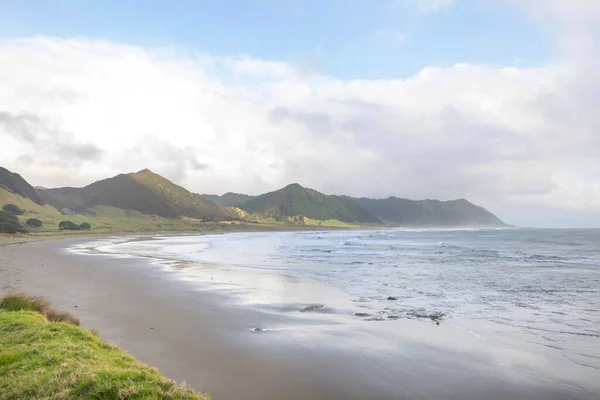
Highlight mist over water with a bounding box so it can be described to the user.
[89,228,600,372]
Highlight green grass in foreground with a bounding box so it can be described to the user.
[0,295,207,400]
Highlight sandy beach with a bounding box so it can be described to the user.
[1,235,599,400]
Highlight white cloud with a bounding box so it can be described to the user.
[505,0,600,61]
[0,32,599,225]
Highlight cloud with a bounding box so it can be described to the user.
[0,111,104,165]
[269,107,334,136]
[0,32,599,226]
[505,0,600,61]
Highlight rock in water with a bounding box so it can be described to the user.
[387,296,398,301]
[300,305,325,312]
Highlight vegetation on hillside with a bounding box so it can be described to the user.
[59,220,82,230]
[2,204,23,215]
[201,192,256,207]
[0,165,507,230]
[355,197,506,227]
[0,294,207,400]
[242,183,381,223]
[25,218,43,228]
[39,169,234,221]
[79,222,91,230]
[0,210,26,234]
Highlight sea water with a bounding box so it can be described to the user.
[81,228,600,372]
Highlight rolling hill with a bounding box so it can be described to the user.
[39,169,233,220]
[0,165,507,228]
[354,197,506,227]
[201,192,256,207]
[241,183,382,224]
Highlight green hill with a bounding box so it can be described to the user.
[0,167,46,205]
[202,192,256,207]
[354,197,506,227]
[241,183,381,223]
[0,166,507,228]
[239,183,505,227]
[39,169,233,220]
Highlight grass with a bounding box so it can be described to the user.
[0,187,358,241]
[0,294,208,400]
[0,294,80,326]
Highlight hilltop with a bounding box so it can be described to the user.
[354,197,505,227]
[241,183,381,224]
[39,169,233,220]
[202,192,256,207]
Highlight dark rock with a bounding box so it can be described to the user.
[300,305,325,312]
[254,327,264,332]
[429,312,446,321]
[387,296,398,301]
[387,315,400,320]
[354,313,371,317]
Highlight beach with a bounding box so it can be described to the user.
[1,233,599,400]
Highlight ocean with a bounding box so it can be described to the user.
[76,228,600,374]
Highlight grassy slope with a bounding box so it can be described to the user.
[242,183,380,224]
[201,193,256,207]
[355,197,506,227]
[0,167,46,205]
[0,187,235,234]
[1,186,359,236]
[40,170,233,221]
[0,310,206,399]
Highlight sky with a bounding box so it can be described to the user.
[0,0,599,228]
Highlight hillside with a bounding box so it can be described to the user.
[0,166,507,228]
[0,167,46,205]
[355,197,505,227]
[241,183,381,224]
[39,169,234,220]
[202,192,256,207]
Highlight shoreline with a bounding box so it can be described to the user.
[2,234,599,400]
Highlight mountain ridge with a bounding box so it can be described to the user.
[241,183,382,224]
[38,169,233,220]
[0,167,46,206]
[0,166,507,227]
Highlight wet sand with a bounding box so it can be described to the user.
[1,237,599,400]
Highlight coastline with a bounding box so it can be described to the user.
[2,234,599,400]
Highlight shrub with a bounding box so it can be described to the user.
[2,204,24,215]
[0,293,79,326]
[26,218,43,228]
[0,210,26,233]
[79,222,91,230]
[44,308,80,325]
[0,293,48,312]
[59,220,80,230]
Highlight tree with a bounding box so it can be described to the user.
[59,221,80,230]
[0,210,26,233]
[2,204,24,215]
[79,222,91,230]
[26,218,43,228]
